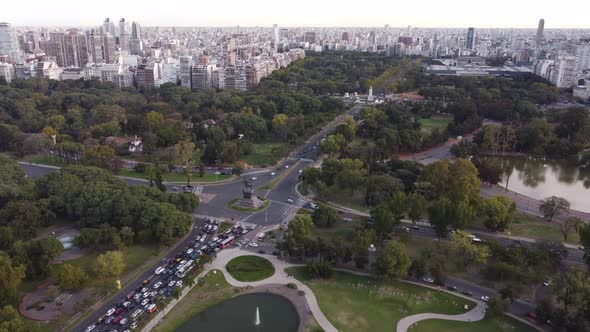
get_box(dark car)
[272,251,280,256]
[461,289,473,296]
[447,285,458,292]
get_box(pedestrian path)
[396,299,486,332]
[209,249,338,332]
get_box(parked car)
[461,289,473,296]
[106,308,116,316]
[481,295,490,302]
[286,198,294,203]
[447,285,458,292]
[422,277,434,283]
[85,324,96,332]
[249,242,259,247]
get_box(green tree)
[312,204,339,228]
[428,197,454,237]
[559,217,583,242]
[82,145,121,173]
[172,139,196,185]
[387,191,408,227]
[554,267,589,312]
[371,204,394,239]
[58,264,89,290]
[407,192,426,228]
[365,175,404,207]
[289,214,313,241]
[0,305,26,332]
[487,296,511,317]
[374,241,412,280]
[320,133,346,158]
[539,196,570,222]
[0,254,25,307]
[480,196,516,232]
[448,230,490,269]
[578,223,590,268]
[95,251,125,288]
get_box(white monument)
[367,86,374,102]
[255,306,261,326]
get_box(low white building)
[0,62,15,83]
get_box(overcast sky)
[4,0,590,28]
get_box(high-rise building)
[102,34,116,64]
[0,62,15,83]
[103,18,115,35]
[272,24,279,54]
[0,22,22,62]
[466,27,475,50]
[118,18,130,52]
[191,64,213,89]
[134,64,155,88]
[223,65,246,91]
[179,56,193,89]
[130,21,143,55]
[536,19,545,47]
[42,30,89,68]
[575,43,590,72]
[552,55,576,88]
[305,31,316,44]
[131,22,141,39]
[88,31,104,63]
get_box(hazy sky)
[4,0,590,28]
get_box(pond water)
[487,156,590,213]
[175,293,300,332]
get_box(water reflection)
[485,156,590,212]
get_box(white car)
[298,169,303,174]
[543,280,551,286]
[176,280,183,287]
[141,298,149,307]
[142,291,150,298]
[140,287,148,293]
[153,281,162,289]
[85,324,96,332]
[106,308,116,316]
[270,172,276,176]
[251,177,258,181]
[422,277,434,283]
[249,242,259,247]
[481,295,490,302]
[122,301,131,308]
[285,165,289,169]
[168,280,176,287]
[119,318,128,326]
[287,198,294,203]
[199,237,206,243]
[155,266,165,275]
[186,248,193,255]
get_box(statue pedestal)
[235,195,264,209]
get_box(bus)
[219,235,236,249]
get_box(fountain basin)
[175,293,300,332]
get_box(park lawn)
[218,222,233,233]
[311,221,356,242]
[410,315,536,332]
[226,256,275,282]
[241,142,286,167]
[287,267,474,332]
[418,116,452,133]
[119,169,231,183]
[50,243,160,285]
[323,187,369,213]
[151,270,239,332]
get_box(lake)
[487,156,590,213]
[175,293,300,332]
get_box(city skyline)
[3,0,590,29]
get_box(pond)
[175,293,300,332]
[487,156,590,213]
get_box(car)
[155,266,165,275]
[270,172,276,176]
[141,298,149,307]
[481,295,490,302]
[212,225,218,231]
[168,280,176,287]
[85,324,96,332]
[97,315,106,324]
[119,318,128,326]
[402,226,410,232]
[527,312,537,320]
[251,177,258,181]
[133,293,142,302]
[153,281,162,289]
[113,315,123,324]
[106,308,116,316]
[172,186,179,191]
[131,321,139,329]
[258,250,265,254]
[115,308,124,315]
[412,225,420,230]
[105,316,115,324]
[447,285,458,292]
[140,287,148,293]
[176,280,183,287]
[122,301,131,308]
[298,169,303,174]
[422,277,434,283]
[543,280,551,286]
[285,165,289,169]
[142,279,150,285]
[142,292,150,298]
[186,248,193,255]
[249,242,259,247]
[286,198,294,203]
[199,237,206,243]
[461,289,473,296]
[150,291,157,297]
[212,236,219,242]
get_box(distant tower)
[0,22,22,62]
[466,27,475,50]
[536,19,545,47]
[272,24,279,54]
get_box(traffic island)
[227,197,270,212]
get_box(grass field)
[226,256,275,282]
[218,222,233,233]
[50,243,160,286]
[287,267,474,332]
[323,187,369,213]
[410,316,535,332]
[151,270,238,332]
[119,169,231,183]
[241,143,285,167]
[418,116,452,133]
[311,221,356,242]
